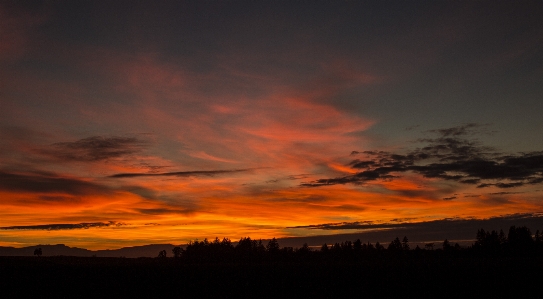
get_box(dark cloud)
[426,123,480,137]
[286,174,311,180]
[288,213,543,231]
[266,174,312,184]
[302,124,543,189]
[389,218,419,222]
[124,186,158,200]
[109,169,251,178]
[489,191,524,195]
[0,171,176,200]
[281,214,543,248]
[443,196,456,201]
[46,136,146,162]
[131,162,171,173]
[0,171,111,195]
[0,221,126,230]
[478,182,526,189]
[460,179,480,184]
[405,125,420,131]
[392,188,451,200]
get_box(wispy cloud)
[0,171,111,195]
[108,169,253,178]
[0,221,126,231]
[44,136,147,162]
[288,213,543,231]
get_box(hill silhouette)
[0,244,178,258]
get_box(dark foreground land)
[1,253,542,298]
[3,226,543,298]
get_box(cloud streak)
[0,221,126,231]
[0,171,111,195]
[302,124,543,190]
[288,213,543,232]
[45,136,147,162]
[108,168,254,178]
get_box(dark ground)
[1,255,542,298]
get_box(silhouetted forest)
[169,225,543,262]
[1,225,543,298]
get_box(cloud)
[287,213,543,231]
[0,171,111,195]
[489,191,524,195]
[0,221,126,231]
[45,136,146,162]
[426,123,480,137]
[281,213,543,246]
[302,124,543,189]
[108,169,253,178]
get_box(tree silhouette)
[388,237,403,251]
[266,238,280,253]
[475,228,486,247]
[136,225,543,265]
[498,229,507,245]
[507,225,534,253]
[341,241,353,251]
[402,236,410,251]
[353,239,362,251]
[34,247,42,257]
[297,243,311,255]
[220,237,232,248]
[442,239,451,251]
[475,228,502,252]
[172,246,183,258]
[236,237,255,252]
[320,243,329,253]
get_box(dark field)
[1,254,542,298]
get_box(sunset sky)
[1,1,543,250]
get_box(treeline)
[164,225,543,263]
[8,225,543,297]
[472,225,543,254]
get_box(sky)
[1,1,543,250]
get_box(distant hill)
[0,244,180,258]
[95,244,178,258]
[4,215,543,257]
